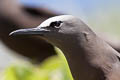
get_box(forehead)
[37,15,75,28]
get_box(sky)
[19,0,120,36]
[19,0,120,15]
[19,0,120,22]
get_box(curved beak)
[9,27,50,36]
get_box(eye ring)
[49,21,63,28]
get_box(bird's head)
[10,15,92,46]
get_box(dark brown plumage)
[1,0,120,65]
[10,15,120,80]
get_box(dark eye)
[49,21,63,28]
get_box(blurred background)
[0,0,120,80]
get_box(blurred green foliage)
[3,47,73,80]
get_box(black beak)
[9,27,50,36]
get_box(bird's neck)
[57,33,119,80]
[59,37,105,80]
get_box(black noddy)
[10,15,120,80]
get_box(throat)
[59,44,106,80]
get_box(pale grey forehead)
[37,15,76,28]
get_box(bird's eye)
[49,21,63,28]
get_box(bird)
[10,15,120,80]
